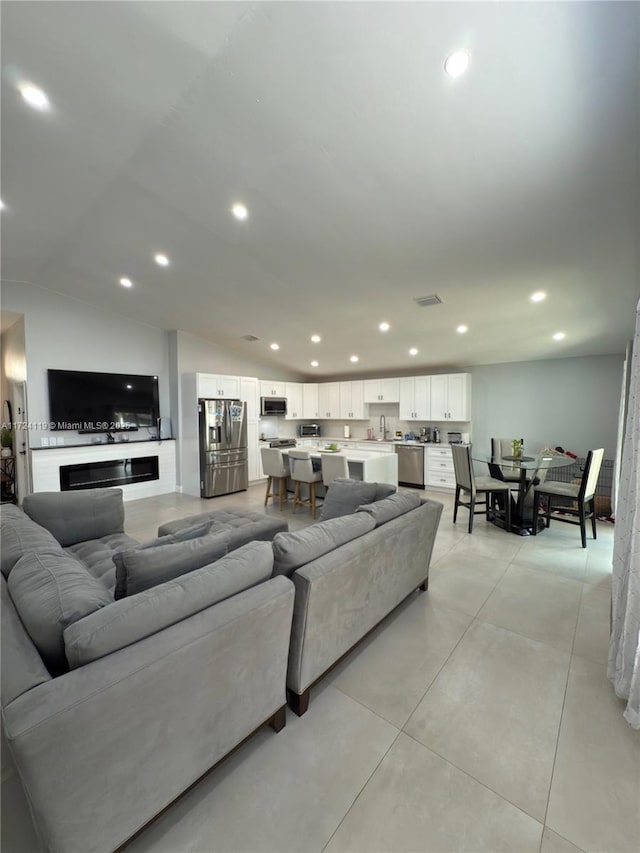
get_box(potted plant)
[1,427,13,457]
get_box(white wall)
[1,282,171,447]
[469,355,623,458]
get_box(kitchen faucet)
[379,414,388,439]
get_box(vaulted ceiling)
[2,1,638,377]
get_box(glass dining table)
[471,451,578,535]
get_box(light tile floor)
[3,485,639,853]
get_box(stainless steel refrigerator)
[198,398,248,498]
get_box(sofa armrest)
[3,576,294,853]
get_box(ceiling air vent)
[414,294,443,307]
[241,334,260,342]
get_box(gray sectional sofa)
[1,481,443,852]
[1,490,293,853]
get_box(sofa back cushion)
[1,511,63,579]
[7,551,112,674]
[319,479,373,521]
[114,527,231,598]
[23,489,125,547]
[356,491,422,526]
[272,513,376,578]
[64,541,274,668]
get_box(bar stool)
[320,453,349,491]
[260,447,290,510]
[288,449,322,519]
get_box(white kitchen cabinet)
[196,373,241,399]
[363,378,400,403]
[429,373,471,421]
[285,383,304,420]
[239,377,259,421]
[339,381,365,419]
[260,380,287,398]
[247,421,261,481]
[399,376,430,420]
[355,441,394,453]
[302,383,319,420]
[425,445,456,490]
[317,383,340,419]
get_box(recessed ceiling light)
[119,277,133,288]
[126,384,133,390]
[231,203,248,221]
[379,322,390,332]
[270,343,280,350]
[409,348,418,356]
[553,332,566,341]
[350,355,359,363]
[311,334,321,343]
[530,291,546,303]
[456,324,468,334]
[310,360,319,367]
[154,253,169,267]
[19,83,50,110]
[444,50,470,79]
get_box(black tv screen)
[48,370,160,433]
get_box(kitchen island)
[283,444,398,487]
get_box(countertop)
[32,437,176,451]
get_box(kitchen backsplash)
[259,403,470,442]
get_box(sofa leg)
[289,688,311,717]
[419,577,429,592]
[269,705,286,733]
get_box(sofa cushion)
[114,527,231,599]
[23,489,125,547]
[158,508,288,539]
[64,541,274,668]
[112,521,216,599]
[356,491,422,526]
[272,513,376,578]
[1,511,63,579]
[319,479,381,521]
[65,532,140,592]
[373,483,397,501]
[7,551,112,674]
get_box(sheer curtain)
[608,297,640,728]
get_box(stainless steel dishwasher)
[395,444,425,488]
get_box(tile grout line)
[319,728,404,853]
[401,728,546,830]
[537,566,584,853]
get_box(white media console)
[30,440,177,501]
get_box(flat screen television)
[48,369,160,433]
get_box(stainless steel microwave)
[260,397,287,416]
[298,424,321,437]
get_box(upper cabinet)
[339,380,365,419]
[285,383,304,420]
[399,376,430,420]
[317,382,341,419]
[260,380,287,398]
[430,373,471,420]
[302,384,319,420]
[197,373,241,399]
[363,378,400,403]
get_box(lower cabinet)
[425,446,456,491]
